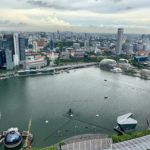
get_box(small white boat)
[45,120,49,124]
[117,113,138,131]
[67,109,74,117]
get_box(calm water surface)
[0,67,150,148]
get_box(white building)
[13,33,20,66]
[116,28,124,55]
[25,56,47,69]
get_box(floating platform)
[0,128,33,149]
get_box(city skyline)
[0,0,150,33]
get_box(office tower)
[0,50,6,67]
[19,36,26,61]
[49,33,55,50]
[3,34,14,52]
[24,38,29,48]
[13,33,20,66]
[56,30,61,41]
[5,49,14,70]
[3,33,26,66]
[116,28,124,55]
[2,35,14,68]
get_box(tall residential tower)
[116,28,124,55]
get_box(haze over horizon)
[0,0,150,33]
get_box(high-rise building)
[2,35,14,68]
[3,33,26,67]
[5,49,14,70]
[116,28,124,55]
[19,36,26,61]
[13,33,20,66]
[3,34,14,52]
[56,30,61,41]
[0,50,6,67]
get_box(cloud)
[26,0,62,9]
[0,19,27,27]
[0,0,150,33]
[25,0,150,13]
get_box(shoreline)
[1,64,150,81]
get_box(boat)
[111,67,122,73]
[3,128,23,148]
[117,113,138,131]
[67,108,74,117]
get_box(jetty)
[23,119,33,149]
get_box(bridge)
[17,63,98,76]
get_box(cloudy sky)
[0,0,150,33]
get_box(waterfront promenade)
[112,134,150,150]
[61,134,112,150]
[61,134,150,150]
[17,62,98,75]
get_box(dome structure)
[4,128,22,148]
[100,59,117,70]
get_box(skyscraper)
[13,33,20,66]
[116,28,124,55]
[3,33,26,67]
[19,36,26,61]
[0,50,6,67]
[2,35,14,68]
[5,49,14,70]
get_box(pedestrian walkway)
[62,134,112,150]
[61,134,150,150]
[112,135,150,150]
